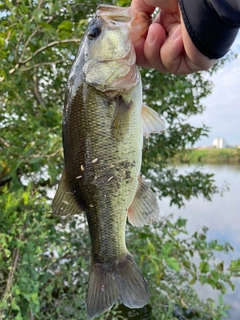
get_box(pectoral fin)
[111,95,133,139]
[142,104,166,138]
[52,170,83,216]
[128,176,160,227]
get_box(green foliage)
[0,1,239,319]
[126,218,234,319]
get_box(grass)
[174,148,240,164]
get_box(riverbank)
[174,148,240,164]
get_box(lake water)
[160,164,240,319]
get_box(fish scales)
[52,4,166,319]
[64,83,142,262]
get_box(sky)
[189,33,240,147]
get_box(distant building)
[212,138,226,149]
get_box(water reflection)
[160,164,240,320]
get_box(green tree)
[1,1,239,319]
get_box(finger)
[143,22,168,72]
[131,0,156,15]
[160,24,184,73]
[160,10,216,73]
[134,37,152,68]
[145,0,178,13]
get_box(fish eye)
[87,27,101,40]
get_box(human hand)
[131,0,216,74]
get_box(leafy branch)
[19,39,80,65]
[11,39,80,74]
[21,59,65,72]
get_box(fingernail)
[147,31,156,45]
[169,25,181,41]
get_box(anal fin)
[52,170,83,216]
[128,176,160,227]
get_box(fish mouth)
[96,5,133,23]
[96,5,149,43]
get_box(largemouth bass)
[52,4,165,318]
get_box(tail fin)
[86,254,149,318]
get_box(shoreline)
[173,148,240,164]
